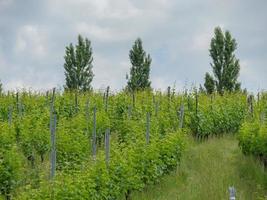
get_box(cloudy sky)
[0,0,266,92]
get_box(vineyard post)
[179,104,184,129]
[195,91,199,136]
[187,95,191,111]
[75,91,78,113]
[167,86,171,99]
[50,88,56,133]
[132,91,135,108]
[260,112,265,124]
[105,128,110,167]
[50,113,57,179]
[8,106,12,125]
[146,112,150,144]
[167,86,171,109]
[128,105,132,119]
[152,94,155,105]
[86,99,90,137]
[250,96,254,116]
[195,92,198,116]
[18,100,22,118]
[92,106,97,159]
[155,101,159,117]
[16,92,23,118]
[16,92,19,112]
[210,95,213,111]
[103,92,106,104]
[105,86,110,112]
[248,95,253,117]
[46,91,49,103]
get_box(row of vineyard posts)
[5,86,188,181]
[9,89,247,173]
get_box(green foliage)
[19,131,185,200]
[209,27,241,95]
[127,38,152,91]
[204,72,215,94]
[0,80,3,95]
[0,89,252,199]
[238,92,267,164]
[64,35,94,91]
[188,93,246,138]
[0,148,23,199]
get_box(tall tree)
[0,80,3,94]
[209,27,241,95]
[126,38,152,91]
[64,35,94,91]
[204,73,215,94]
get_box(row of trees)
[63,26,242,94]
[64,36,151,92]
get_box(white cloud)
[0,0,13,9]
[191,32,211,52]
[91,53,129,90]
[15,25,47,57]
[76,22,135,42]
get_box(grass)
[132,135,267,200]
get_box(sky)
[0,0,266,92]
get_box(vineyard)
[1,89,266,199]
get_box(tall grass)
[132,135,267,200]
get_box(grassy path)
[132,135,267,200]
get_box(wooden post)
[146,112,150,144]
[50,114,57,179]
[167,86,171,109]
[105,128,110,167]
[46,91,49,101]
[105,86,110,112]
[260,112,265,124]
[75,91,78,113]
[187,95,191,111]
[127,105,132,119]
[8,106,12,125]
[18,100,22,118]
[195,92,198,116]
[132,92,135,108]
[210,95,213,111]
[50,88,56,133]
[16,92,19,112]
[167,86,171,99]
[86,99,90,136]
[92,106,97,158]
[155,101,159,117]
[247,95,254,117]
[179,104,184,129]
[195,92,199,136]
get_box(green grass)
[132,135,267,200]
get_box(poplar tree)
[126,38,152,91]
[204,73,215,94]
[0,80,3,94]
[64,35,94,91]
[209,27,241,95]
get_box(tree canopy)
[64,35,94,91]
[207,27,241,95]
[126,38,152,91]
